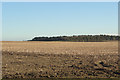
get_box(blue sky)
[2,2,118,41]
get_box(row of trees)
[29,35,119,42]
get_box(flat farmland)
[2,41,118,55]
[2,41,120,78]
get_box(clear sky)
[2,2,118,41]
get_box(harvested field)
[2,41,120,78]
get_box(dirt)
[2,41,120,78]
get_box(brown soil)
[2,41,120,78]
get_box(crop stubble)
[2,41,120,78]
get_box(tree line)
[29,35,119,42]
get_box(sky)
[2,2,118,41]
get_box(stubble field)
[1,41,120,78]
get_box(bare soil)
[2,41,120,78]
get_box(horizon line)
[1,34,119,41]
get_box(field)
[1,41,120,78]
